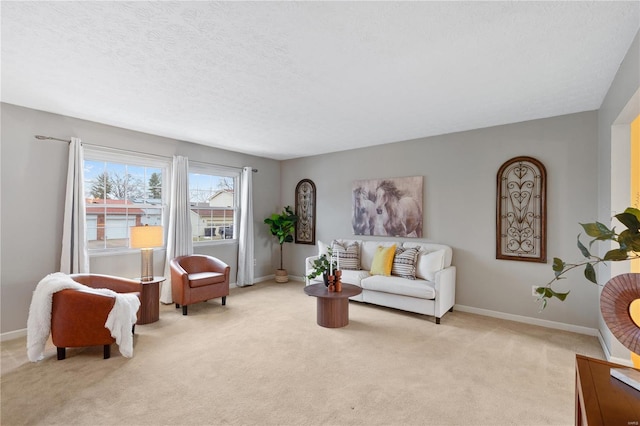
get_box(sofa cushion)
[361,275,436,299]
[391,246,420,280]
[339,269,370,287]
[188,272,226,288]
[415,249,445,281]
[331,240,360,270]
[370,244,396,276]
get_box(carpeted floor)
[1,280,604,425]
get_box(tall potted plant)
[264,206,298,283]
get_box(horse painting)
[374,180,423,237]
[352,187,377,235]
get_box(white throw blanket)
[27,272,140,362]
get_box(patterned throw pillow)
[391,246,420,280]
[370,244,397,276]
[331,241,360,270]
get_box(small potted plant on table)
[306,248,337,286]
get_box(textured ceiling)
[2,2,639,160]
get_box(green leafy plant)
[306,249,337,282]
[264,206,299,270]
[538,207,640,309]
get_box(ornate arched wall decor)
[496,156,547,262]
[295,179,316,245]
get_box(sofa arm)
[70,274,141,294]
[433,266,456,318]
[51,289,116,347]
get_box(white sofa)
[305,239,456,324]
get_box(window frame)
[83,146,170,255]
[188,162,241,246]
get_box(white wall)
[0,103,280,335]
[283,111,600,328]
[597,29,640,362]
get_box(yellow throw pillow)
[370,244,397,276]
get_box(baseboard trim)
[1,328,27,342]
[454,304,599,336]
[597,329,634,367]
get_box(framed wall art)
[352,176,423,238]
[496,156,547,262]
[295,179,316,244]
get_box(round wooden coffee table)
[304,283,362,328]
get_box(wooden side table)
[135,276,165,325]
[304,283,362,328]
[575,354,640,425]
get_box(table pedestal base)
[316,298,350,328]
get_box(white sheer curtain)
[60,137,89,274]
[161,155,193,303]
[236,166,254,287]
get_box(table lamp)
[130,225,163,282]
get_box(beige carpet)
[1,280,603,426]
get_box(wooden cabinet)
[575,354,640,425]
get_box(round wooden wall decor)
[600,273,640,355]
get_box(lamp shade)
[130,225,163,249]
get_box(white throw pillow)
[318,240,330,257]
[415,249,445,281]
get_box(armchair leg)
[435,317,441,325]
[182,305,188,315]
[175,303,180,309]
[57,347,66,360]
[222,296,226,306]
[103,344,111,359]
[449,307,454,312]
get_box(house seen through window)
[189,166,239,243]
[83,148,169,251]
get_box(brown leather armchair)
[51,274,140,360]
[169,255,230,315]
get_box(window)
[83,147,169,251]
[189,164,239,244]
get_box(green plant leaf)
[603,248,629,261]
[624,207,640,222]
[552,257,564,272]
[576,235,590,258]
[552,257,565,277]
[615,212,640,233]
[617,230,640,252]
[580,222,614,238]
[540,298,548,310]
[584,263,597,284]
[548,288,570,301]
[539,287,570,301]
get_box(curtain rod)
[35,135,258,172]
[35,135,71,143]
